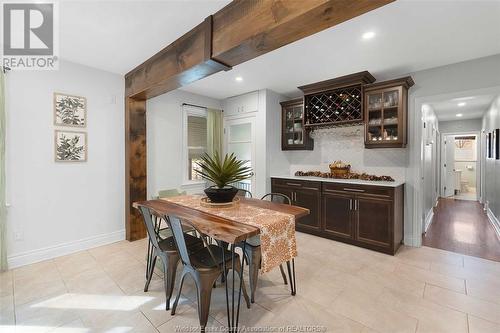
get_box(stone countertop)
[271,175,404,188]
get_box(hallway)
[423,198,500,262]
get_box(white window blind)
[183,105,207,181]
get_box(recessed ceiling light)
[457,102,466,107]
[456,113,463,117]
[362,31,376,40]
[235,76,243,82]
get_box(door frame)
[439,131,481,200]
[223,114,257,194]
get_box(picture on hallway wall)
[487,132,492,158]
[54,93,87,127]
[495,129,500,160]
[54,130,87,162]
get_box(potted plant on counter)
[196,151,253,203]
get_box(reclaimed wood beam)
[125,97,147,240]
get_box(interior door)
[443,135,455,197]
[224,116,256,194]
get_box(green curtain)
[0,70,6,271]
[207,108,223,158]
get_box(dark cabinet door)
[294,188,321,231]
[272,185,294,204]
[355,196,392,249]
[322,192,354,239]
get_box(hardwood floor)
[423,198,500,262]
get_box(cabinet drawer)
[272,178,321,191]
[322,182,393,198]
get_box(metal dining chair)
[137,205,204,310]
[236,188,252,198]
[145,189,194,281]
[167,215,250,332]
[235,193,292,303]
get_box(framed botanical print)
[54,130,87,162]
[54,93,87,127]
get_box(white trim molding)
[7,229,125,269]
[487,208,500,239]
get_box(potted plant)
[195,151,253,203]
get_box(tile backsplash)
[287,125,408,181]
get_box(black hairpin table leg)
[221,240,246,333]
[286,258,296,296]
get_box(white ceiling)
[430,94,495,122]
[57,0,500,98]
[180,0,500,99]
[59,0,230,75]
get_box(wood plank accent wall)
[124,0,395,240]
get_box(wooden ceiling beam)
[125,0,394,99]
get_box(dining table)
[133,194,309,332]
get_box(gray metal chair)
[167,215,250,332]
[236,193,292,303]
[138,206,204,310]
[236,188,252,198]
[145,189,193,280]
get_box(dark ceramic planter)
[204,186,238,203]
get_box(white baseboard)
[7,229,125,269]
[487,208,500,239]
[403,236,421,247]
[424,209,435,233]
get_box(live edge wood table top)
[132,197,309,244]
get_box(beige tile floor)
[1,232,500,332]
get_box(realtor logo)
[2,1,58,70]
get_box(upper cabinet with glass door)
[364,76,414,148]
[281,98,313,150]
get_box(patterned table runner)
[162,195,297,273]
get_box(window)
[183,105,207,182]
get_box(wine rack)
[304,85,362,126]
[298,71,376,128]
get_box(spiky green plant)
[195,151,252,188]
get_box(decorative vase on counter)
[329,160,351,176]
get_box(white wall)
[147,89,222,199]
[421,105,439,231]
[6,60,125,268]
[264,90,289,193]
[439,118,483,133]
[482,95,500,230]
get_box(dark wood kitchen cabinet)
[280,98,313,150]
[271,177,404,255]
[364,76,414,148]
[322,192,353,239]
[271,178,321,231]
